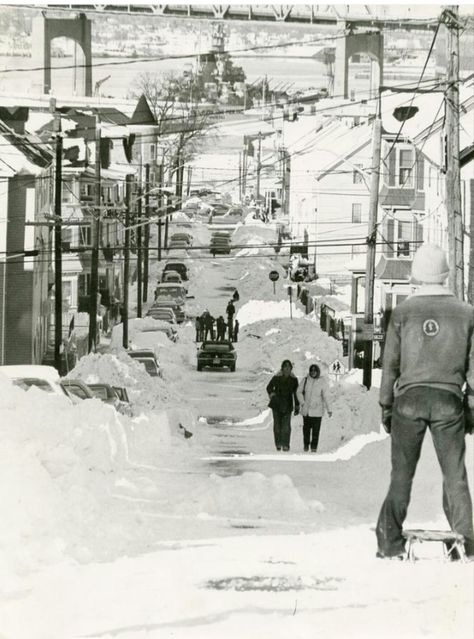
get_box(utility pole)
[279,146,286,215]
[157,161,163,262]
[256,132,262,200]
[238,151,242,201]
[142,163,150,303]
[362,113,382,390]
[123,175,133,349]
[242,146,247,199]
[445,6,464,300]
[53,112,63,374]
[88,116,101,353]
[136,182,142,318]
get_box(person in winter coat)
[232,289,240,303]
[216,316,226,341]
[296,364,332,452]
[195,315,202,342]
[266,359,299,451]
[232,319,239,342]
[376,244,474,561]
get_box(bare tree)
[131,72,215,199]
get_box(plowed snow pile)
[69,351,180,410]
[0,372,194,569]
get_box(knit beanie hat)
[411,244,449,284]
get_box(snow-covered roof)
[289,119,372,178]
[0,120,53,176]
[382,81,474,141]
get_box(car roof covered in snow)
[0,364,60,383]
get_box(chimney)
[0,107,29,134]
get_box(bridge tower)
[31,13,92,96]
[334,27,384,99]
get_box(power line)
[382,19,441,164]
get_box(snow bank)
[237,299,304,326]
[69,351,180,410]
[183,472,323,518]
[0,372,173,570]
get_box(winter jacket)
[297,376,331,417]
[380,285,474,407]
[266,371,299,414]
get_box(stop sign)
[269,270,280,282]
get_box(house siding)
[4,174,52,365]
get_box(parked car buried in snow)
[197,341,237,372]
[127,349,161,377]
[161,270,183,284]
[146,306,178,324]
[0,365,73,399]
[87,383,132,415]
[162,260,189,281]
[60,378,95,400]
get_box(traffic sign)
[329,359,346,375]
[269,270,280,295]
[373,333,384,341]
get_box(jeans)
[303,416,322,450]
[272,410,292,450]
[376,387,474,557]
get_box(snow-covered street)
[1,219,473,639]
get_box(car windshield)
[13,378,54,392]
[136,358,158,375]
[68,386,89,399]
[156,287,184,297]
[89,387,109,400]
[202,344,232,353]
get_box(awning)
[375,255,412,281]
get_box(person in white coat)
[297,364,332,452]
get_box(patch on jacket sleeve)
[423,319,439,337]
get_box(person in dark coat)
[216,316,226,341]
[232,289,240,303]
[226,300,235,340]
[266,359,299,452]
[232,319,239,342]
[208,314,216,340]
[195,316,202,342]
[201,311,211,341]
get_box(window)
[150,144,156,161]
[396,220,411,256]
[398,149,414,187]
[79,225,92,246]
[352,203,362,223]
[352,164,363,184]
[79,273,91,296]
[385,216,422,258]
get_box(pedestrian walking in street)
[195,315,202,342]
[232,289,240,303]
[266,359,299,452]
[297,364,332,452]
[232,319,240,342]
[376,244,474,561]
